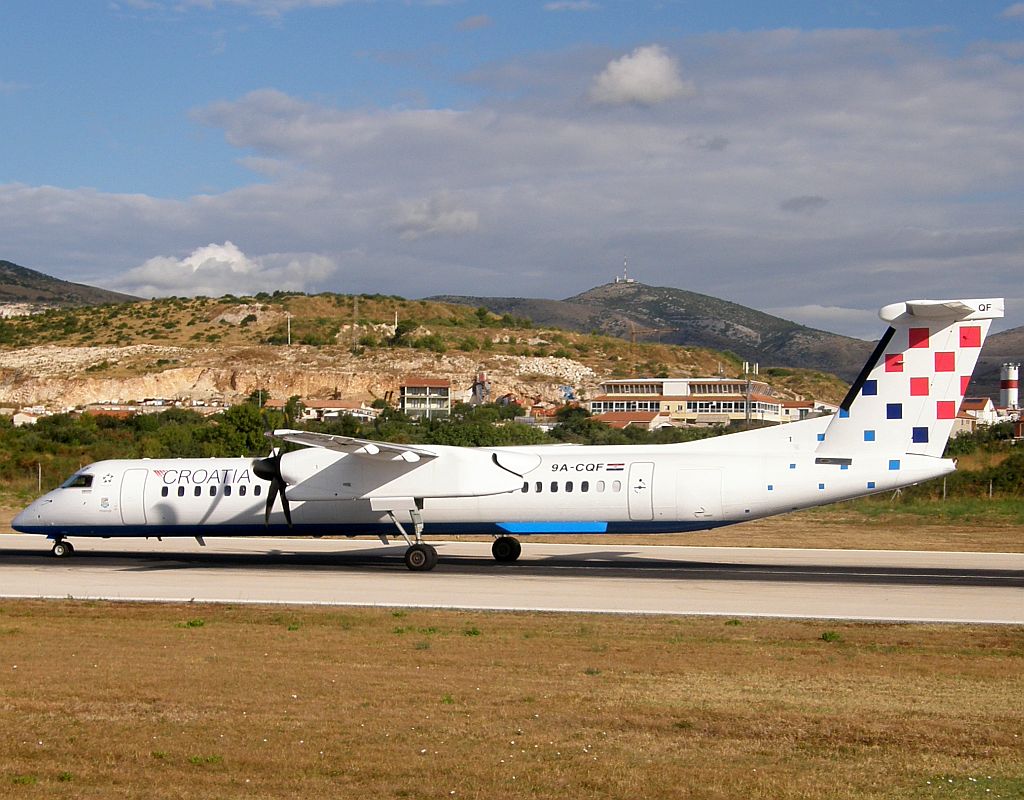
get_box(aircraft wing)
[267,429,438,463]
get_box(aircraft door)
[627,462,654,520]
[120,469,148,526]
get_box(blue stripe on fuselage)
[12,520,726,538]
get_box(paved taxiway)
[1,534,1021,623]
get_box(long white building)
[588,377,783,425]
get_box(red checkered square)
[960,375,971,395]
[910,377,929,396]
[959,326,981,348]
[935,351,955,372]
[885,353,904,373]
[909,327,930,349]
[936,400,956,419]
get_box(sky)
[3,1,1024,339]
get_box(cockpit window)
[61,473,94,489]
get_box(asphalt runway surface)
[1,534,1022,623]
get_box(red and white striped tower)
[1001,363,1020,409]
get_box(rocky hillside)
[433,281,874,381]
[0,260,137,308]
[0,292,849,409]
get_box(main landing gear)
[491,536,522,563]
[50,539,75,558]
[386,507,438,572]
[404,542,438,571]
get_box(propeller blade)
[253,453,292,527]
[279,482,292,526]
[264,479,278,525]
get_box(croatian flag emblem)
[606,463,625,471]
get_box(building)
[264,398,380,423]
[591,411,677,431]
[588,377,783,426]
[399,377,451,420]
[1001,363,1020,410]
[959,397,999,425]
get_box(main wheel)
[491,536,522,563]
[51,541,73,558]
[404,543,438,572]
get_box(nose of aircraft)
[11,497,51,531]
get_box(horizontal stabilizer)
[880,298,1003,323]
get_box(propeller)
[253,450,292,527]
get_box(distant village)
[4,363,1022,440]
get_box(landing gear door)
[120,469,148,526]
[627,462,654,521]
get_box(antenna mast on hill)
[615,257,636,285]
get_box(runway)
[1,534,1022,623]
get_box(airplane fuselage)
[14,425,952,540]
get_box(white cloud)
[457,14,493,31]
[1001,3,1024,19]
[110,241,336,297]
[588,44,695,105]
[393,192,479,240]
[544,1,598,10]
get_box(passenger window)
[194,486,201,497]
[224,485,232,496]
[177,486,185,497]
[612,480,622,492]
[566,481,573,492]
[535,482,542,493]
[210,486,217,496]
[254,485,262,497]
[597,481,606,492]
[582,481,589,492]
[161,486,168,497]
[239,485,247,496]
[550,481,558,493]
[522,482,529,493]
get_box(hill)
[0,260,137,307]
[971,324,1024,400]
[433,281,874,380]
[0,292,850,409]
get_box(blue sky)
[3,1,1024,336]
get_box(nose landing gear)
[50,539,75,558]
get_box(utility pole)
[286,313,292,346]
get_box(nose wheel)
[51,540,75,558]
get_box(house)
[399,377,451,420]
[591,411,677,431]
[959,397,999,425]
[264,398,380,423]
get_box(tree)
[284,395,304,427]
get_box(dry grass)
[0,601,1021,799]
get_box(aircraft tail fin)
[816,298,1003,459]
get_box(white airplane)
[13,297,1003,571]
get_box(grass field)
[0,601,1021,799]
